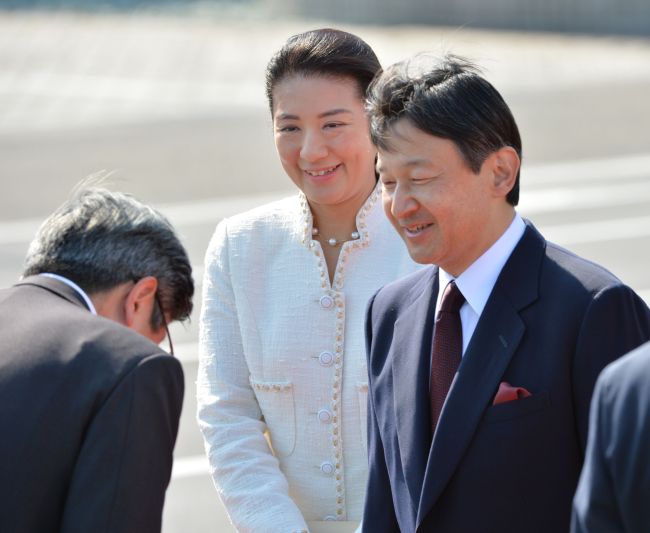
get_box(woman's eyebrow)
[276,108,353,121]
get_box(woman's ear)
[490,146,520,199]
[124,276,159,333]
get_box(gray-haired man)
[0,186,194,533]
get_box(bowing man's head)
[23,182,194,347]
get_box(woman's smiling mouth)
[304,164,341,178]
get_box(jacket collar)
[391,265,439,506]
[15,274,92,311]
[298,181,382,248]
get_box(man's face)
[377,119,499,276]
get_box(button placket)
[328,292,346,520]
[299,187,385,521]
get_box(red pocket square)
[492,381,532,405]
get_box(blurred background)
[1,1,649,531]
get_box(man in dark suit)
[360,56,650,532]
[572,340,650,533]
[0,186,194,533]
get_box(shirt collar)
[438,213,526,316]
[39,273,97,315]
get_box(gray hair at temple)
[366,54,522,206]
[23,186,194,328]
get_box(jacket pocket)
[357,381,369,455]
[483,390,550,424]
[249,377,296,457]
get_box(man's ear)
[124,276,158,331]
[490,146,520,198]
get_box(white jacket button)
[320,461,335,475]
[319,351,334,366]
[320,295,334,309]
[317,409,332,423]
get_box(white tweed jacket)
[197,185,419,532]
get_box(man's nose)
[390,185,418,219]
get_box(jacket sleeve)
[571,369,623,533]
[572,344,650,533]
[361,292,400,533]
[571,284,650,452]
[60,353,184,533]
[196,220,308,533]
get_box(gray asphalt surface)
[1,10,649,533]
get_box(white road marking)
[0,191,290,246]
[522,153,650,186]
[172,454,210,479]
[541,215,650,246]
[159,191,291,228]
[518,181,650,215]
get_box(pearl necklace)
[312,227,360,247]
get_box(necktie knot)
[439,281,465,314]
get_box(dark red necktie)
[430,280,465,433]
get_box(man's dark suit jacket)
[362,223,650,533]
[0,275,184,533]
[572,340,650,533]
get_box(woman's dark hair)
[265,28,381,111]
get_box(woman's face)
[272,75,376,210]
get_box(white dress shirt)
[39,273,97,315]
[437,213,526,355]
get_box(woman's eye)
[277,125,298,133]
[324,122,344,130]
[381,181,396,190]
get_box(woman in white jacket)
[197,28,418,532]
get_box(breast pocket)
[249,377,296,457]
[483,390,550,424]
[357,381,369,455]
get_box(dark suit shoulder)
[544,240,623,293]
[79,313,168,363]
[75,314,182,394]
[0,281,178,400]
[372,265,435,311]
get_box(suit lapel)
[392,267,439,508]
[416,222,545,526]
